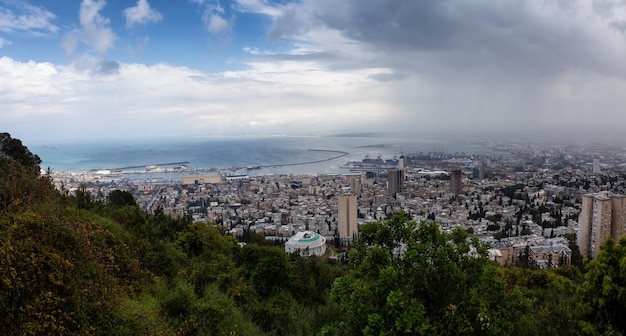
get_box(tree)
[564,233,584,271]
[236,244,291,299]
[579,236,626,334]
[324,214,532,335]
[75,183,92,209]
[0,133,56,212]
[0,133,41,172]
[0,204,146,335]
[107,190,136,207]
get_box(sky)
[2,0,626,143]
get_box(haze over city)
[2,0,626,143]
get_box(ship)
[341,154,399,172]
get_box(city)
[5,0,626,333]
[50,139,626,268]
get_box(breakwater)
[229,149,349,170]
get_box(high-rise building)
[388,169,403,197]
[593,159,601,174]
[578,192,626,259]
[398,155,405,170]
[472,164,485,180]
[350,175,361,194]
[338,194,358,239]
[450,170,462,195]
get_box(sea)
[31,135,494,178]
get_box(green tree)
[502,266,584,335]
[0,132,41,171]
[324,214,532,335]
[0,133,56,212]
[0,204,146,335]
[75,183,93,209]
[579,236,626,334]
[236,244,291,299]
[107,190,136,207]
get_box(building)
[285,231,327,257]
[578,191,626,259]
[472,165,485,180]
[338,194,358,239]
[388,169,404,197]
[181,174,221,185]
[350,175,362,194]
[529,244,572,269]
[593,159,601,174]
[450,170,462,195]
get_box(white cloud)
[123,0,162,28]
[194,0,233,34]
[0,2,58,35]
[61,32,79,55]
[78,0,116,54]
[203,12,230,34]
[0,36,10,47]
[243,46,260,55]
[6,0,626,142]
[125,36,150,58]
[0,55,393,140]
[233,0,282,17]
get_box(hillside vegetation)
[1,132,625,335]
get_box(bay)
[31,135,493,176]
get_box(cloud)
[123,0,162,28]
[6,0,626,142]
[0,36,10,47]
[269,8,300,40]
[368,72,409,83]
[0,1,58,36]
[203,12,230,34]
[125,36,150,58]
[74,0,116,54]
[237,0,626,81]
[194,0,233,34]
[315,0,626,78]
[219,0,626,138]
[91,59,120,75]
[0,55,394,140]
[243,46,260,55]
[233,0,282,17]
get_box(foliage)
[502,266,584,335]
[325,214,533,335]
[158,279,263,336]
[0,132,42,171]
[580,236,626,334]
[0,153,56,213]
[107,190,137,207]
[0,203,146,335]
[4,133,626,335]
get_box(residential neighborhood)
[50,140,626,268]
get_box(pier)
[87,149,348,174]
[233,149,348,170]
[91,161,191,171]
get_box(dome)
[285,231,327,257]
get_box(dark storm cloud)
[368,72,409,82]
[269,8,300,40]
[282,0,626,79]
[259,0,626,140]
